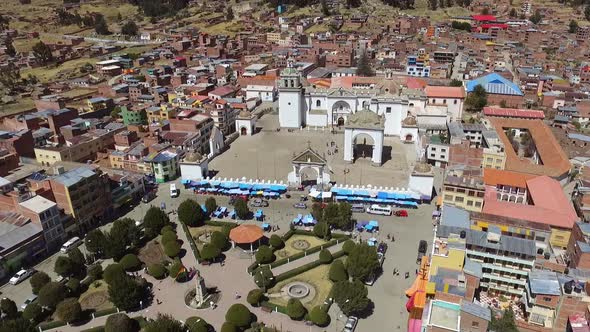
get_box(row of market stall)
[331,186,420,208]
[183,179,288,198]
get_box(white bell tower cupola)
[278,59,305,128]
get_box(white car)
[343,316,358,332]
[20,295,37,310]
[9,269,34,285]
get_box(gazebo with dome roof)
[235,110,257,136]
[179,149,209,182]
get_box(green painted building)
[121,106,147,126]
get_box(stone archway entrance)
[337,117,345,126]
[353,133,375,160]
[240,127,248,135]
[343,111,385,166]
[287,146,331,185]
[332,100,352,125]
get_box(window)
[386,107,391,113]
[467,200,473,206]
[441,148,446,152]
[475,202,482,207]
[471,321,479,328]
[316,100,321,107]
[456,188,466,193]
[455,196,464,202]
[443,99,447,104]
[430,153,435,157]
[444,195,453,201]
[454,100,458,104]
[432,99,436,103]
[543,296,552,301]
[468,190,475,196]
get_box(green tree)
[322,203,340,228]
[269,234,284,249]
[253,266,274,290]
[22,303,43,323]
[30,271,51,295]
[168,258,183,278]
[332,280,370,316]
[144,206,170,238]
[178,199,205,227]
[88,264,103,280]
[313,222,331,239]
[121,21,138,36]
[205,197,217,217]
[356,52,374,77]
[321,0,330,15]
[255,245,274,264]
[119,254,142,271]
[56,298,82,323]
[337,202,353,230]
[163,240,182,258]
[569,19,579,33]
[0,298,17,319]
[211,231,229,250]
[103,263,126,285]
[0,15,10,31]
[329,260,348,282]
[309,305,330,326]
[342,240,356,254]
[185,316,208,332]
[509,8,517,18]
[200,243,221,261]
[32,41,53,65]
[38,282,67,308]
[111,218,141,248]
[85,229,107,256]
[226,6,234,20]
[233,198,250,219]
[220,322,237,332]
[225,304,253,329]
[530,9,542,24]
[66,278,81,296]
[449,79,463,87]
[145,314,184,332]
[311,202,323,222]
[319,249,333,264]
[109,275,147,311]
[465,84,488,112]
[0,63,21,92]
[347,242,379,282]
[95,14,110,35]
[247,289,265,306]
[105,313,138,332]
[161,230,178,245]
[586,6,590,21]
[148,263,166,279]
[105,233,127,261]
[0,317,36,332]
[286,298,306,320]
[489,307,518,332]
[54,256,75,277]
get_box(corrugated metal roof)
[466,229,536,256]
[463,258,483,278]
[461,301,491,321]
[466,73,523,96]
[528,270,561,296]
[440,206,470,228]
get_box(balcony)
[466,250,535,267]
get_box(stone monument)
[193,270,209,306]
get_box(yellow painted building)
[147,104,177,124]
[482,148,506,170]
[429,246,465,276]
[549,228,571,249]
[442,175,485,212]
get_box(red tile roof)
[425,86,466,99]
[483,169,537,188]
[488,118,570,178]
[482,176,578,229]
[472,15,497,21]
[483,107,545,119]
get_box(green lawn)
[189,225,223,250]
[79,280,113,311]
[21,57,97,83]
[275,234,328,260]
[267,263,334,311]
[0,99,35,117]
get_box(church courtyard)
[209,114,419,188]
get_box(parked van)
[351,204,365,213]
[366,204,392,216]
[170,184,179,198]
[60,237,82,253]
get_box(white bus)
[366,204,392,216]
[60,237,82,253]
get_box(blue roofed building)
[466,73,524,108]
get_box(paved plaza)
[209,114,418,188]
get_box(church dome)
[346,110,384,129]
[414,162,432,174]
[402,115,417,126]
[238,110,252,118]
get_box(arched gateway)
[287,146,331,185]
[343,110,384,166]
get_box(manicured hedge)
[38,320,66,331]
[180,222,201,261]
[274,250,347,282]
[260,301,288,315]
[94,307,118,318]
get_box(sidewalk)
[271,242,344,275]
